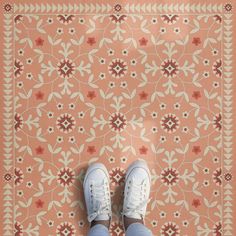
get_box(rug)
[0,1,235,235]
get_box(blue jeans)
[87,223,152,236]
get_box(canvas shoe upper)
[83,163,112,223]
[122,160,151,220]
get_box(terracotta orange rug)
[1,1,235,235]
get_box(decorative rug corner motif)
[1,1,235,235]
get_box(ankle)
[91,219,110,229]
[124,215,143,231]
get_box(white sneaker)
[122,160,151,220]
[83,163,112,223]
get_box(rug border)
[0,2,235,235]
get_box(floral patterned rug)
[0,1,235,235]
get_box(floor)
[1,1,235,236]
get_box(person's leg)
[87,224,110,236]
[126,222,152,236]
[122,160,152,235]
[83,163,112,236]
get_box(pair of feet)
[83,160,151,231]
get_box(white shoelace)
[88,181,111,222]
[122,179,149,218]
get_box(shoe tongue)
[95,214,110,221]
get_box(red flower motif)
[213,15,222,23]
[213,113,222,131]
[35,37,44,46]
[192,199,201,208]
[15,222,23,236]
[87,146,96,154]
[87,91,96,100]
[56,222,75,235]
[139,146,148,155]
[213,222,222,236]
[192,37,201,46]
[15,113,23,131]
[161,113,180,133]
[14,59,24,78]
[192,91,201,100]
[161,222,180,235]
[213,59,222,78]
[139,91,148,100]
[56,113,75,133]
[15,15,23,24]
[87,37,96,46]
[109,112,127,132]
[35,146,44,155]
[110,14,127,23]
[15,168,24,186]
[139,37,148,46]
[110,222,123,235]
[57,58,75,79]
[213,168,222,186]
[35,91,44,100]
[161,59,179,78]
[192,146,201,155]
[161,14,179,24]
[109,167,125,185]
[161,168,179,186]
[57,15,75,24]
[57,167,75,186]
[109,59,127,78]
[35,199,44,208]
